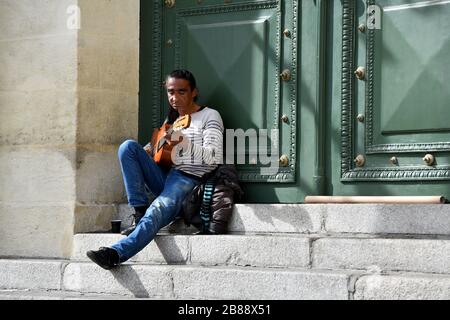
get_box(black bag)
[182,165,243,234]
[182,183,204,231]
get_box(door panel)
[162,0,297,183]
[140,1,450,200]
[176,11,277,130]
[140,0,326,203]
[369,0,450,148]
[378,1,450,134]
[339,0,450,183]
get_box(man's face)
[166,77,197,110]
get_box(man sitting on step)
[86,69,224,269]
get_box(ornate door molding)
[340,0,450,181]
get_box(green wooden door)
[164,0,291,187]
[140,0,450,201]
[327,0,450,197]
[140,0,326,203]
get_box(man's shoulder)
[197,107,223,122]
[202,107,221,116]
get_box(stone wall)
[0,0,140,258]
[74,0,139,233]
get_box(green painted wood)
[139,0,163,142]
[163,0,296,184]
[377,0,450,134]
[313,0,328,195]
[365,0,450,159]
[176,9,277,131]
[326,0,450,198]
[139,0,326,202]
[140,0,450,201]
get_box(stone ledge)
[354,274,450,300]
[0,289,140,300]
[3,258,450,300]
[75,232,450,274]
[62,263,350,300]
[73,233,310,268]
[0,259,64,290]
[63,263,174,299]
[171,267,350,300]
[115,203,450,236]
[189,235,310,268]
[0,258,351,300]
[117,203,323,234]
[312,238,450,274]
[73,233,190,265]
[323,204,450,235]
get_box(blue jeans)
[111,140,199,262]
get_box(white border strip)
[384,0,450,12]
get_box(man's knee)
[118,139,139,158]
[140,208,163,228]
[148,196,178,225]
[152,195,177,211]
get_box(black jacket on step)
[182,165,243,234]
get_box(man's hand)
[143,142,153,156]
[165,131,184,147]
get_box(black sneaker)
[86,247,120,270]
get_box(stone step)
[117,203,324,235]
[2,258,450,300]
[72,234,311,269]
[354,274,450,300]
[0,259,63,291]
[0,258,350,300]
[74,233,450,274]
[0,289,142,300]
[64,263,351,300]
[115,204,450,236]
[312,238,450,274]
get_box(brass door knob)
[354,67,365,80]
[280,69,291,81]
[279,155,289,167]
[354,154,365,167]
[423,154,435,166]
[357,114,365,122]
[283,29,291,37]
[165,0,175,8]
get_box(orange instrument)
[148,114,191,168]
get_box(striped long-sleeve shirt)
[171,107,224,178]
